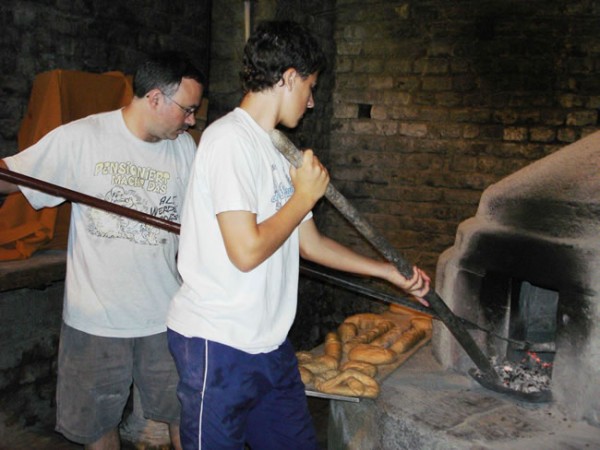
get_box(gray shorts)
[55,322,180,444]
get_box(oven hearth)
[435,130,600,426]
[329,345,600,449]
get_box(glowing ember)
[488,353,553,394]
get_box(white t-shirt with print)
[168,107,311,354]
[5,109,195,337]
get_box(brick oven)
[319,129,599,449]
[435,130,600,425]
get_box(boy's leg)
[169,329,275,449]
[245,339,319,450]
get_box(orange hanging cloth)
[0,69,133,260]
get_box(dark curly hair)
[133,51,207,98]
[241,20,327,93]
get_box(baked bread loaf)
[324,331,342,365]
[313,369,340,384]
[411,317,433,331]
[390,325,427,354]
[314,369,380,398]
[340,360,378,377]
[343,313,385,330]
[299,366,314,385]
[349,319,395,344]
[296,351,313,364]
[370,325,405,348]
[348,343,397,365]
[337,322,358,343]
[299,311,430,398]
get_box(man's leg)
[56,323,133,447]
[85,428,120,450]
[134,332,182,449]
[169,423,182,450]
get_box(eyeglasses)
[161,91,198,118]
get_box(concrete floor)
[1,397,331,450]
[328,345,600,450]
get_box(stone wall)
[0,266,64,433]
[3,0,600,359]
[325,0,600,278]
[209,0,600,281]
[0,0,212,157]
[4,0,600,279]
[210,0,600,350]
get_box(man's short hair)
[241,20,326,93]
[133,51,207,98]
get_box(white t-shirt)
[168,108,311,353]
[5,109,195,337]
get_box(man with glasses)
[161,91,198,117]
[0,51,205,450]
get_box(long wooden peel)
[269,129,499,382]
[0,167,180,235]
[2,162,499,381]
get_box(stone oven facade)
[435,131,600,425]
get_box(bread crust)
[390,326,427,354]
[324,331,342,364]
[348,343,397,365]
[340,360,378,377]
[299,366,314,384]
[315,368,380,398]
[337,322,358,343]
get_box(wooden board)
[302,306,432,401]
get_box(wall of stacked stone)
[325,0,600,278]
[210,0,600,286]
[208,0,600,350]
[3,0,600,352]
[0,0,212,157]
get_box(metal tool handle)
[270,129,499,381]
[273,132,414,277]
[0,167,181,234]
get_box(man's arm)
[216,149,329,272]
[298,218,431,305]
[0,160,19,194]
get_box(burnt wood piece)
[270,129,499,383]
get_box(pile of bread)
[296,309,431,398]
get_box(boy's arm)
[298,218,430,305]
[216,149,329,272]
[0,160,19,194]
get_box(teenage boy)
[167,21,430,450]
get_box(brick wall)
[0,0,211,157]
[4,0,600,349]
[211,0,600,283]
[209,0,600,349]
[326,0,600,279]
[4,0,600,279]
